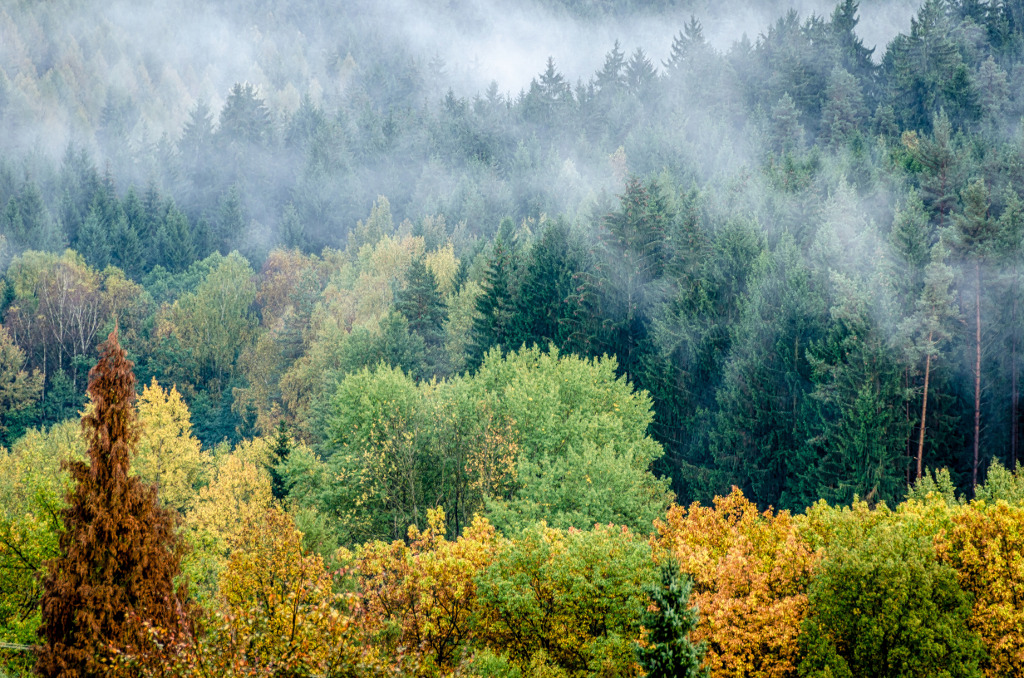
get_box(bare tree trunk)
[974,260,982,491]
[917,331,933,481]
[1013,260,1019,469]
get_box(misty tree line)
[4,0,1024,510]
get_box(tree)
[902,240,958,480]
[353,509,498,675]
[800,501,984,678]
[595,40,627,95]
[394,256,447,375]
[475,522,656,675]
[156,205,196,273]
[0,422,84,670]
[134,379,209,515]
[937,495,1024,678]
[636,560,708,678]
[468,232,522,370]
[183,444,275,600]
[950,178,998,490]
[0,324,42,447]
[36,330,192,677]
[654,489,817,678]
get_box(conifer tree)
[110,215,144,281]
[157,207,196,273]
[76,204,110,270]
[950,178,997,490]
[468,232,521,370]
[37,330,192,677]
[395,256,447,347]
[636,561,707,678]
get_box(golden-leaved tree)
[353,508,497,675]
[134,378,209,515]
[654,488,817,678]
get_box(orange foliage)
[653,488,817,678]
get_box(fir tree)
[37,330,193,677]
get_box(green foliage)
[799,503,985,678]
[636,560,707,678]
[475,522,656,676]
[0,421,83,668]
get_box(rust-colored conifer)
[36,329,192,677]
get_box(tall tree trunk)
[974,260,982,491]
[906,368,913,485]
[917,331,933,481]
[1013,260,1019,469]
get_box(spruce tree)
[37,330,192,677]
[395,257,447,347]
[468,233,522,370]
[950,178,998,490]
[636,561,707,678]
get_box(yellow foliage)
[423,242,458,298]
[654,488,817,678]
[216,508,372,673]
[937,500,1024,677]
[355,509,498,675]
[134,378,209,514]
[184,451,274,598]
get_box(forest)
[2,0,1024,675]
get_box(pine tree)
[908,240,957,480]
[37,330,192,677]
[915,110,961,230]
[770,93,805,155]
[518,220,583,348]
[636,561,707,678]
[625,48,658,98]
[664,16,707,74]
[269,420,293,501]
[595,41,627,95]
[110,215,144,280]
[215,185,246,253]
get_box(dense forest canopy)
[2,0,1024,503]
[3,0,1024,675]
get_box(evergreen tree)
[37,330,192,677]
[664,16,708,75]
[711,236,828,510]
[395,257,447,347]
[915,110,962,230]
[269,420,293,501]
[636,561,707,678]
[110,214,144,280]
[215,185,246,253]
[595,40,627,95]
[76,203,110,270]
[19,180,61,251]
[157,206,197,273]
[468,231,522,370]
[950,178,998,490]
[770,92,805,155]
[517,220,583,348]
[625,48,658,98]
